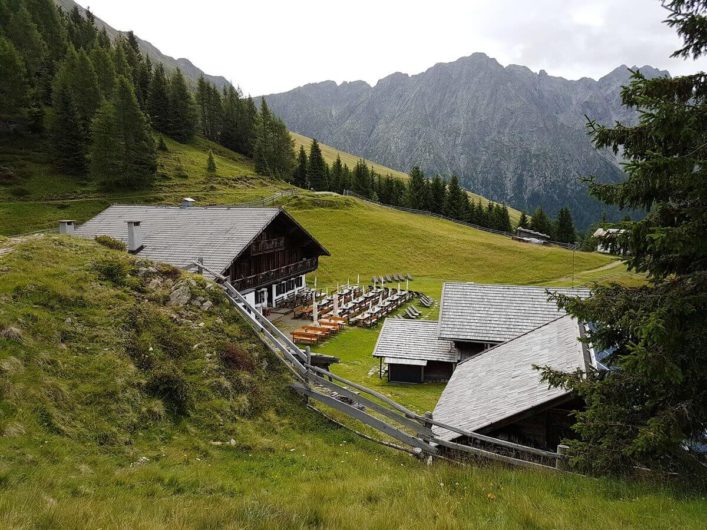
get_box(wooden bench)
[291,330,320,345]
[303,325,334,336]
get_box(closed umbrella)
[333,294,339,316]
[312,299,318,326]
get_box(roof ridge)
[456,314,575,367]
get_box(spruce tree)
[307,139,327,190]
[352,159,371,197]
[147,63,170,133]
[444,175,466,219]
[5,2,47,82]
[72,48,101,131]
[207,149,216,173]
[220,85,240,151]
[529,206,552,236]
[166,68,196,142]
[537,0,707,474]
[406,166,427,209]
[518,211,529,229]
[429,175,447,214]
[51,81,86,175]
[329,154,343,193]
[91,76,156,189]
[0,36,28,119]
[293,145,308,188]
[90,45,116,100]
[253,99,294,179]
[555,207,576,243]
[235,96,257,157]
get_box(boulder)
[168,284,191,307]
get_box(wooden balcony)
[250,237,286,255]
[233,257,317,292]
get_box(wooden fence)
[194,261,567,471]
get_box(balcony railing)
[250,237,286,256]
[233,257,317,292]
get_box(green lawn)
[0,235,702,530]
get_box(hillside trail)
[548,260,625,286]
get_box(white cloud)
[79,0,707,95]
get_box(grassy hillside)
[291,132,522,222]
[0,235,703,529]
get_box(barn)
[65,200,329,310]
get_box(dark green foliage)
[0,36,28,118]
[518,211,529,229]
[147,63,169,132]
[94,235,127,251]
[4,2,47,81]
[166,69,197,142]
[90,45,116,99]
[444,175,467,219]
[253,98,294,179]
[207,149,216,173]
[352,159,372,197]
[429,175,447,214]
[539,0,707,474]
[529,207,553,236]
[157,135,168,151]
[93,257,129,285]
[293,145,308,188]
[555,207,576,243]
[50,80,87,175]
[406,166,428,209]
[219,85,240,151]
[196,75,222,141]
[307,139,327,190]
[72,48,101,130]
[90,77,156,189]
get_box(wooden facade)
[225,211,327,295]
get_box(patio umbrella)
[398,282,401,293]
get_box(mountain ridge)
[262,53,668,228]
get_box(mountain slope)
[263,54,668,228]
[54,0,231,89]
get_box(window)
[256,290,266,304]
[287,279,295,291]
[276,282,287,296]
[295,276,303,288]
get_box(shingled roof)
[437,283,591,343]
[432,315,589,441]
[74,204,328,276]
[373,319,459,364]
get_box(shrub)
[220,343,256,373]
[93,258,129,285]
[146,364,190,416]
[9,186,30,197]
[156,263,181,279]
[157,136,168,151]
[95,235,127,251]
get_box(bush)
[220,343,256,372]
[146,364,190,416]
[95,235,127,251]
[9,186,30,197]
[157,136,168,152]
[93,258,129,285]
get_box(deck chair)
[385,274,393,282]
[410,306,421,317]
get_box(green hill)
[0,235,702,529]
[290,132,523,223]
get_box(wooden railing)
[232,258,317,291]
[250,237,286,256]
[193,260,568,471]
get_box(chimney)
[181,197,195,208]
[58,220,76,234]
[126,221,143,253]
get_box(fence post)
[556,444,569,471]
[196,257,204,275]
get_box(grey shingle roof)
[438,283,591,343]
[74,205,322,276]
[373,319,458,363]
[432,316,587,441]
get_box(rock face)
[262,54,668,228]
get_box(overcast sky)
[78,0,706,95]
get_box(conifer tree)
[5,2,47,83]
[147,63,170,133]
[206,149,216,173]
[51,80,86,175]
[529,206,552,236]
[91,76,156,189]
[518,211,529,229]
[253,99,294,179]
[406,166,427,209]
[329,154,343,193]
[235,96,257,157]
[352,159,371,197]
[293,145,308,188]
[555,207,576,243]
[444,175,466,219]
[166,68,196,142]
[90,45,116,100]
[220,85,240,151]
[307,139,327,190]
[72,48,101,130]
[0,36,28,119]
[157,135,168,151]
[429,175,447,214]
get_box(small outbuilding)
[373,320,459,383]
[433,315,591,450]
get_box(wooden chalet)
[71,201,329,310]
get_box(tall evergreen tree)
[219,85,241,152]
[90,45,115,100]
[235,96,257,157]
[555,207,576,243]
[253,98,293,179]
[352,159,371,197]
[147,63,169,132]
[406,166,427,209]
[329,154,343,193]
[518,211,529,229]
[5,2,47,83]
[51,81,86,175]
[0,36,28,119]
[429,175,447,214]
[166,68,196,142]
[90,76,156,189]
[206,149,216,173]
[444,175,466,219]
[72,48,101,130]
[529,206,553,236]
[538,0,707,474]
[307,139,327,190]
[293,145,308,189]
